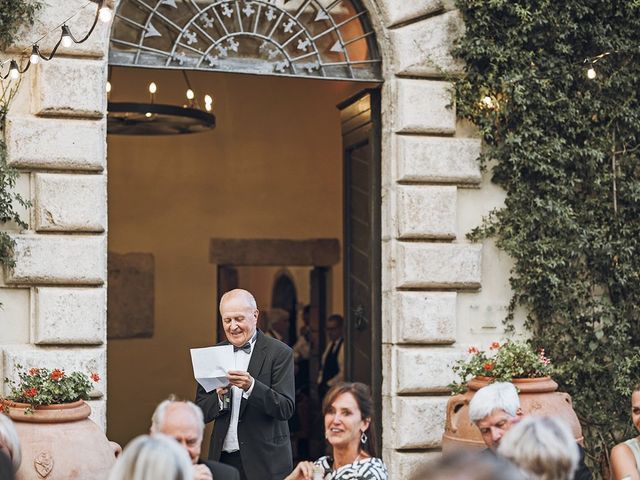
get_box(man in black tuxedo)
[150,397,240,480]
[196,289,295,480]
[468,382,592,480]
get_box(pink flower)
[490,341,501,350]
[90,373,100,383]
[28,368,40,376]
[50,369,65,381]
[483,363,495,371]
[468,346,479,354]
[24,387,38,398]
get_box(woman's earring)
[360,431,368,444]
[325,431,329,440]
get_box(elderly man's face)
[220,293,258,348]
[160,404,203,464]
[476,409,522,450]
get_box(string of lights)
[0,0,112,80]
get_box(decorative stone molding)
[396,135,482,185]
[383,395,448,449]
[391,291,457,344]
[33,287,106,345]
[393,79,456,134]
[378,0,445,28]
[34,173,107,232]
[210,238,340,266]
[392,346,466,393]
[5,235,106,285]
[397,185,457,239]
[5,116,106,171]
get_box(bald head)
[219,289,259,347]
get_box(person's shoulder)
[199,459,240,480]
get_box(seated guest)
[468,382,592,480]
[285,382,387,480]
[0,414,21,474]
[498,416,579,480]
[108,434,192,480]
[611,385,640,480]
[150,396,239,480]
[410,450,526,480]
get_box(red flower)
[91,373,100,383]
[483,362,495,371]
[490,342,501,350]
[24,387,38,398]
[50,369,65,381]
[468,346,479,354]
[28,368,40,376]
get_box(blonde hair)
[0,414,21,471]
[498,416,579,480]
[107,434,192,480]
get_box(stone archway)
[2,1,495,477]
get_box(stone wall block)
[11,0,112,57]
[2,345,106,399]
[390,11,464,77]
[5,235,106,285]
[395,346,466,393]
[5,116,105,171]
[379,0,445,27]
[394,80,456,134]
[397,135,482,184]
[394,291,457,344]
[34,173,107,232]
[396,242,482,288]
[384,449,440,479]
[392,396,448,449]
[33,287,106,345]
[32,58,106,117]
[397,185,457,239]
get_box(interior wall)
[106,66,366,446]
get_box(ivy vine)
[0,0,41,269]
[453,0,640,476]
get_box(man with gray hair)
[468,382,592,480]
[151,397,240,480]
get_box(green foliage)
[4,366,99,410]
[453,0,640,475]
[0,140,29,268]
[450,341,554,394]
[0,0,41,50]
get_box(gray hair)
[220,289,257,310]
[0,414,21,471]
[497,416,579,480]
[150,397,204,439]
[410,450,527,480]
[107,434,192,480]
[469,382,520,423]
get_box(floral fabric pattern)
[314,456,388,480]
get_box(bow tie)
[233,343,252,354]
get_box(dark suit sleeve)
[247,344,295,421]
[573,444,593,480]
[195,382,222,423]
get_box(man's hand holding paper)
[191,345,236,393]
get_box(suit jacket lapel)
[239,330,267,418]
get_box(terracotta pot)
[4,400,117,479]
[442,376,583,453]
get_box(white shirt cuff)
[243,377,255,399]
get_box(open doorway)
[105,67,378,453]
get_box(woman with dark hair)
[611,385,640,480]
[285,382,387,480]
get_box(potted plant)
[442,341,583,452]
[2,366,118,480]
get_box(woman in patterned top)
[285,382,388,480]
[611,385,640,480]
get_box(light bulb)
[149,82,157,94]
[205,103,212,112]
[106,81,111,93]
[9,61,19,80]
[30,45,40,64]
[481,96,494,108]
[204,94,213,105]
[98,6,113,23]
[61,26,72,48]
[586,67,596,79]
[145,112,152,118]
[186,89,194,100]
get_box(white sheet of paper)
[190,345,235,393]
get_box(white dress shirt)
[222,333,257,453]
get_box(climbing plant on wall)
[453,0,640,475]
[0,0,40,267]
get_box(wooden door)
[339,89,382,441]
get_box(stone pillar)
[1,0,111,430]
[375,1,485,476]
